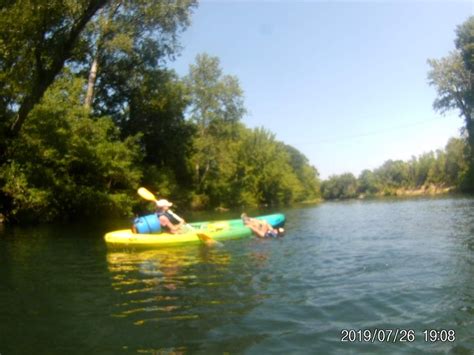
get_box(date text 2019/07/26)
[340,329,456,343]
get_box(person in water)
[156,199,185,234]
[241,213,284,238]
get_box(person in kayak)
[156,199,185,234]
[241,213,284,238]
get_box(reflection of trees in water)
[106,243,271,352]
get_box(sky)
[170,0,473,179]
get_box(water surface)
[1,197,473,354]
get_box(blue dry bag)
[133,214,161,234]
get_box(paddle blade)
[197,233,221,247]
[137,187,157,202]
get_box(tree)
[444,137,469,186]
[374,160,410,188]
[283,144,321,200]
[358,169,379,194]
[428,52,473,148]
[185,54,247,198]
[121,69,195,190]
[428,16,474,189]
[426,149,446,185]
[412,153,436,187]
[231,128,303,206]
[321,173,358,200]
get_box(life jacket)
[157,211,180,225]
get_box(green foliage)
[412,153,436,187]
[0,0,108,141]
[179,55,320,209]
[185,54,247,200]
[455,16,474,74]
[122,69,195,185]
[0,74,142,222]
[321,173,358,200]
[427,52,472,122]
[444,137,469,185]
[284,144,321,200]
[231,128,303,206]
[0,162,53,222]
[428,16,474,190]
[375,160,410,188]
[358,169,379,194]
[322,137,470,200]
[186,54,246,132]
[426,150,447,185]
[86,0,197,119]
[80,1,198,206]
[0,2,322,223]
[0,0,200,223]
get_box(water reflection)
[107,246,233,292]
[105,243,269,352]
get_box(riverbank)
[357,184,458,200]
[393,184,456,196]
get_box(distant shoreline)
[361,184,457,199]
[315,184,463,203]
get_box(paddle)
[137,187,186,224]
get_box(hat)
[156,199,173,208]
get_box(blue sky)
[170,1,472,179]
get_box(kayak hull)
[104,213,285,247]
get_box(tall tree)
[185,54,247,195]
[123,69,195,188]
[428,16,474,188]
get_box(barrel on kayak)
[133,213,161,234]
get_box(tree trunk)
[83,2,122,112]
[84,55,99,110]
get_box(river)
[1,196,473,354]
